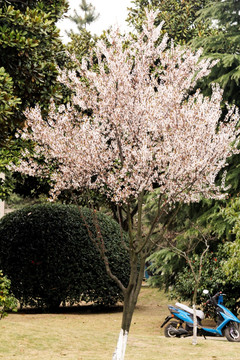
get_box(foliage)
[0,270,17,319]
[0,67,21,128]
[127,0,211,45]
[0,139,24,200]
[67,0,99,34]
[168,245,240,313]
[66,28,97,63]
[0,0,68,17]
[11,173,51,199]
[0,0,69,144]
[213,197,240,282]
[148,193,240,311]
[192,0,240,107]
[0,203,130,309]
[147,248,186,291]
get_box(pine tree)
[191,0,240,239]
[67,0,99,34]
[192,0,240,106]
[65,0,99,65]
[193,0,240,294]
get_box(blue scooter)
[161,290,240,342]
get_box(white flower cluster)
[14,10,240,204]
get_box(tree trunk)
[112,288,140,360]
[112,257,145,360]
[192,304,197,345]
[0,173,5,219]
[192,286,198,306]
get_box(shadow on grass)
[15,303,124,315]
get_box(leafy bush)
[167,246,240,313]
[217,197,240,281]
[0,203,130,308]
[147,248,186,291]
[0,270,17,318]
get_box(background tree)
[12,11,240,360]
[127,0,211,45]
[202,197,240,285]
[66,28,96,62]
[183,0,240,299]
[167,244,240,313]
[190,0,240,204]
[66,0,99,34]
[164,228,213,305]
[65,0,99,64]
[0,0,70,201]
[192,0,240,107]
[0,0,69,145]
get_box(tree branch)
[72,193,126,293]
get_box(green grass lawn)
[0,287,239,359]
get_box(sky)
[57,0,133,43]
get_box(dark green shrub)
[0,204,130,308]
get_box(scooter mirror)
[203,289,209,295]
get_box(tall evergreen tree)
[67,0,99,34]
[66,1,99,68]
[191,0,240,240]
[192,0,240,107]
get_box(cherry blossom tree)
[13,11,240,360]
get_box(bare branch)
[117,205,129,252]
[72,193,126,293]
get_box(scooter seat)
[175,302,205,320]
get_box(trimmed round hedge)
[0,203,130,308]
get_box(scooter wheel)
[223,323,240,342]
[164,321,180,338]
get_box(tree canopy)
[0,0,69,145]
[127,0,211,44]
[67,0,99,34]
[65,0,99,63]
[192,0,240,106]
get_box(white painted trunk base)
[192,304,197,345]
[112,329,128,360]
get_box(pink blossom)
[13,10,240,205]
